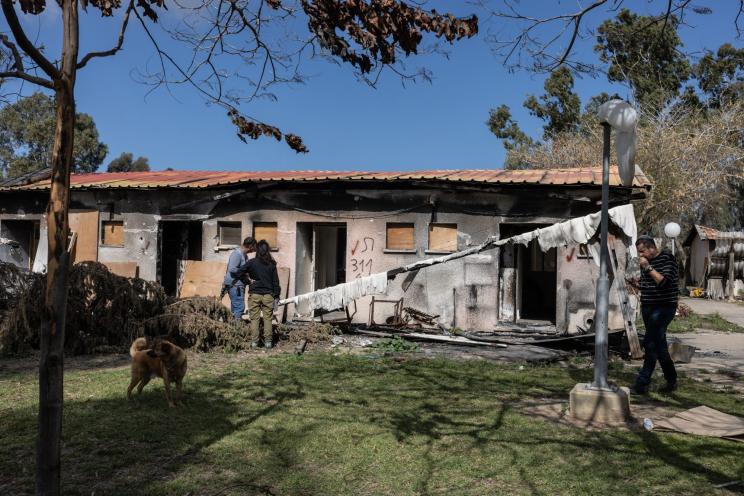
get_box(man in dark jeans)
[631,235,679,394]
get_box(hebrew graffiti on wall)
[350,236,375,278]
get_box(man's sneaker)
[264,342,274,350]
[658,381,677,394]
[250,341,261,349]
[629,385,648,395]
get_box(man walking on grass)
[631,235,679,394]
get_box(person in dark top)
[246,239,281,349]
[630,235,679,394]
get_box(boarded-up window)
[218,222,242,246]
[386,223,415,251]
[253,222,278,250]
[100,220,124,246]
[428,223,457,252]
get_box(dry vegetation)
[507,102,744,231]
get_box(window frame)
[384,222,416,253]
[252,221,279,251]
[99,220,125,247]
[426,223,458,254]
[217,221,243,248]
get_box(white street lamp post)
[664,222,681,255]
[592,100,638,390]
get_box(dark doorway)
[500,224,557,323]
[0,219,40,270]
[518,243,557,322]
[159,221,203,297]
[314,224,347,290]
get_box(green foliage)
[636,312,744,334]
[486,104,535,151]
[370,335,420,353]
[106,152,151,172]
[0,93,108,178]
[594,9,691,110]
[523,67,581,139]
[485,7,744,229]
[688,43,744,109]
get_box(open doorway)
[500,224,557,324]
[518,242,557,322]
[158,221,203,297]
[295,223,347,314]
[0,219,40,270]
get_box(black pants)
[635,304,678,388]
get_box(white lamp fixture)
[664,222,681,238]
[597,99,639,187]
[664,222,681,255]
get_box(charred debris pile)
[0,261,622,358]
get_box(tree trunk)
[36,0,78,494]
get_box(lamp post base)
[569,383,631,424]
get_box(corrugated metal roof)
[685,225,744,245]
[0,166,652,191]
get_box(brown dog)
[127,337,188,407]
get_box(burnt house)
[0,167,650,332]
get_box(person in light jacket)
[247,239,281,349]
[223,237,256,321]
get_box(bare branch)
[77,0,135,69]
[0,33,24,71]
[556,0,609,67]
[0,0,60,80]
[0,70,54,88]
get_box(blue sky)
[7,1,743,172]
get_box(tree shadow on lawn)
[2,355,743,496]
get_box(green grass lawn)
[1,352,743,496]
[636,312,744,334]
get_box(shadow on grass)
[1,354,743,496]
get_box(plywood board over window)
[69,210,99,262]
[218,221,242,247]
[428,223,457,252]
[253,222,278,250]
[100,220,124,247]
[386,223,415,251]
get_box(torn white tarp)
[510,204,637,265]
[280,271,388,312]
[32,228,48,273]
[598,99,639,187]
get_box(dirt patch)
[519,397,678,432]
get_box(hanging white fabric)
[533,204,637,264]
[277,204,638,308]
[597,99,639,187]
[280,271,388,312]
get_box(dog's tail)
[130,337,150,357]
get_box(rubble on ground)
[0,262,42,323]
[129,296,247,352]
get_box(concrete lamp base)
[569,383,631,424]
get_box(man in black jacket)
[631,235,679,394]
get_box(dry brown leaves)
[302,0,478,74]
[229,109,309,153]
[0,261,166,355]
